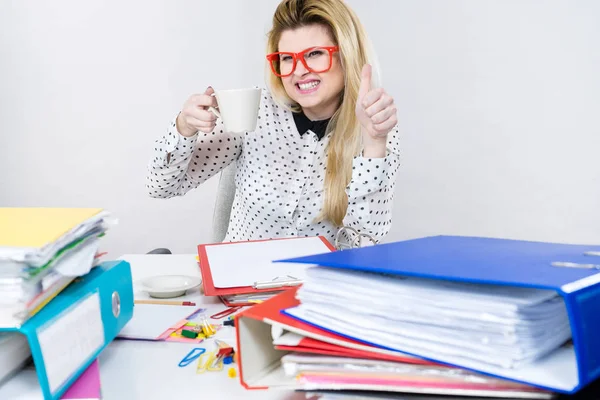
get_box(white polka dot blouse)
[146,89,401,244]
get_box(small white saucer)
[140,275,202,299]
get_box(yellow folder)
[0,208,104,248]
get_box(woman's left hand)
[355,64,397,156]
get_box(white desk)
[98,254,304,400]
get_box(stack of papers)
[0,208,114,328]
[282,353,554,399]
[291,267,572,371]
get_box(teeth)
[298,81,319,90]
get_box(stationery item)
[0,207,111,267]
[334,226,377,251]
[196,350,225,373]
[162,321,216,344]
[236,289,431,390]
[117,305,202,341]
[0,208,114,328]
[281,353,553,399]
[278,235,600,395]
[197,236,335,300]
[139,274,202,299]
[294,267,570,369]
[0,358,102,400]
[235,289,553,398]
[181,329,198,339]
[220,291,281,307]
[228,367,237,378]
[178,348,206,367]
[0,260,133,400]
[210,306,243,319]
[134,300,196,306]
[272,332,432,364]
[196,352,209,374]
[208,87,262,133]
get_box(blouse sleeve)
[342,125,401,242]
[145,114,242,198]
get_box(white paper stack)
[0,208,115,328]
[290,267,572,371]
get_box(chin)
[294,95,323,109]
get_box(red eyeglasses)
[266,46,339,77]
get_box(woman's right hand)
[176,86,218,137]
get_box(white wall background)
[1,0,598,257]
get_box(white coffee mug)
[209,88,262,133]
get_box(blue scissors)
[178,347,206,367]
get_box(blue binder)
[0,260,133,400]
[278,235,600,394]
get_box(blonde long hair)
[266,0,379,227]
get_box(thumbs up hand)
[355,64,397,153]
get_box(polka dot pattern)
[146,89,401,244]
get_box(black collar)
[292,111,330,141]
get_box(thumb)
[204,86,215,96]
[357,64,372,101]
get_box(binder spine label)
[37,291,105,395]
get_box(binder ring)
[551,261,600,270]
[111,291,121,318]
[335,226,377,250]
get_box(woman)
[146,0,400,245]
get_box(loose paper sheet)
[207,237,331,288]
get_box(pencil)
[134,300,196,306]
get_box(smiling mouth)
[296,80,320,93]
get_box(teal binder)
[0,260,133,400]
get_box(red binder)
[235,288,432,390]
[197,236,335,298]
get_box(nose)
[293,59,309,77]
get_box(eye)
[280,55,293,62]
[306,50,326,58]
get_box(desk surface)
[97,254,303,400]
[0,254,303,400]
[3,254,600,399]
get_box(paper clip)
[178,347,206,367]
[196,350,223,372]
[196,352,209,374]
[208,353,225,371]
[210,306,242,319]
[253,275,302,290]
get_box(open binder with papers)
[235,288,554,398]
[278,235,600,395]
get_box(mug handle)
[208,93,221,118]
[208,106,221,118]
